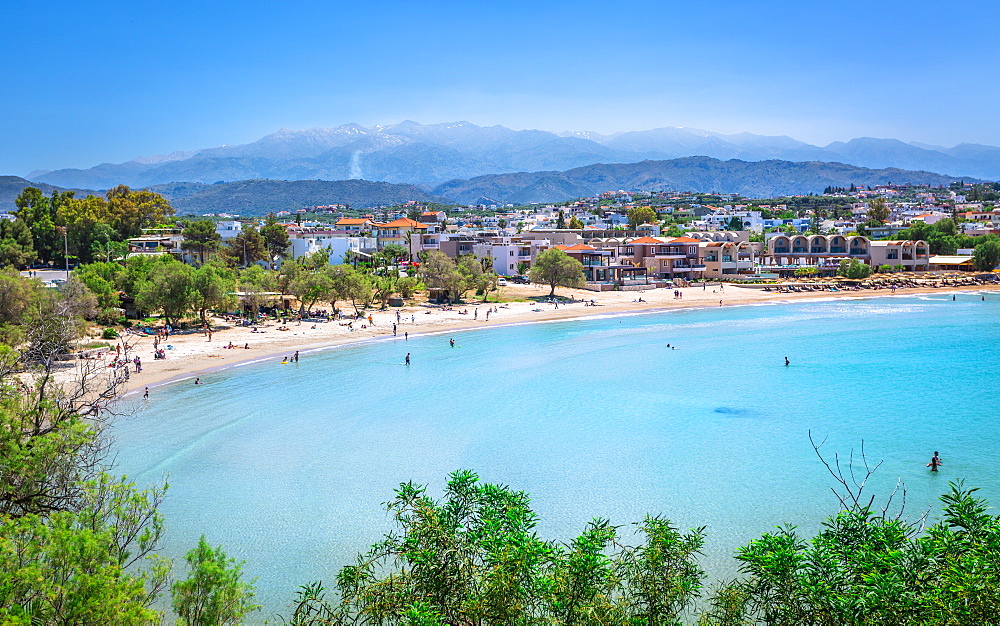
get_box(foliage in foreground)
[701,482,1000,625]
[283,468,1000,626]
[287,470,706,625]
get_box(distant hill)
[151,179,449,215]
[0,176,97,212]
[28,122,1000,190]
[431,157,982,204]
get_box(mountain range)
[25,122,1000,191]
[2,156,979,215]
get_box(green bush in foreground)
[288,470,706,625]
[286,473,1000,626]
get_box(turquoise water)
[111,294,1000,617]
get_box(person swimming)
[927,451,943,472]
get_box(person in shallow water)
[785,356,790,366]
[450,338,455,347]
[927,451,943,471]
[405,353,411,365]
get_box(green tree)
[192,263,236,325]
[105,185,174,239]
[568,216,584,229]
[0,219,36,267]
[702,480,1000,625]
[837,258,873,279]
[261,215,290,267]
[171,536,259,626]
[529,248,585,296]
[286,471,705,625]
[867,197,890,224]
[724,216,745,231]
[973,239,1000,271]
[137,260,195,325]
[379,243,409,263]
[13,187,72,263]
[223,224,268,268]
[628,206,658,229]
[182,220,222,266]
[418,251,464,301]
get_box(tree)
[867,197,890,224]
[456,254,485,301]
[628,206,657,229]
[171,536,259,626]
[191,264,236,325]
[182,220,222,266]
[136,260,195,325]
[286,471,705,625]
[105,185,174,239]
[0,219,36,267]
[724,216,745,231]
[379,243,409,263]
[837,258,872,279]
[418,251,464,300]
[556,209,566,229]
[223,224,268,268]
[702,437,1000,626]
[261,215,290,267]
[664,224,685,237]
[529,248,585,296]
[568,216,584,229]
[973,240,1000,271]
[13,187,72,263]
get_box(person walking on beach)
[405,353,411,365]
[927,451,943,472]
[294,351,299,363]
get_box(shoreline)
[114,282,1000,397]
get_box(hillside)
[152,179,449,215]
[431,157,981,204]
[29,122,1000,190]
[0,176,96,212]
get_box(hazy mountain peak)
[24,121,1000,190]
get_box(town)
[113,181,1000,287]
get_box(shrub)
[101,328,119,340]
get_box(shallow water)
[111,294,1000,617]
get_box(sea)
[109,293,1000,617]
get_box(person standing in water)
[405,353,411,365]
[927,451,943,472]
[785,357,790,366]
[449,338,455,347]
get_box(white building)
[287,229,376,264]
[215,221,243,240]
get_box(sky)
[2,0,999,175]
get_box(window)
[509,251,514,256]
[509,264,515,269]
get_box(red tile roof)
[376,218,429,229]
[628,236,663,244]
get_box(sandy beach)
[99,281,1000,397]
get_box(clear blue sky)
[2,0,998,175]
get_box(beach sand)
[105,281,999,396]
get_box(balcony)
[850,248,867,255]
[792,247,807,253]
[810,247,826,253]
[654,252,687,259]
[774,247,789,253]
[829,247,846,253]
